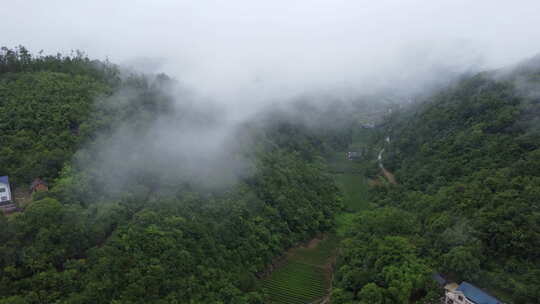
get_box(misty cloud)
[4,1,540,196]
[3,1,540,105]
[69,77,256,199]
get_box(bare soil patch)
[382,168,397,184]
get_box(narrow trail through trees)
[378,139,397,185]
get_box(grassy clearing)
[330,126,376,212]
[334,173,370,212]
[261,236,338,304]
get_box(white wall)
[0,182,12,203]
[446,291,475,304]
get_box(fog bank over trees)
[3,1,540,108]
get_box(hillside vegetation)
[332,60,540,303]
[0,47,348,303]
[2,46,540,304]
[0,47,119,185]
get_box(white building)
[0,176,12,203]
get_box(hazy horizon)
[4,1,540,191]
[4,1,540,104]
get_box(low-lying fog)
[4,0,540,192]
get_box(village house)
[0,176,17,213]
[444,281,502,304]
[347,148,367,161]
[0,176,12,203]
[347,151,362,160]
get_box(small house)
[30,178,48,193]
[347,149,365,160]
[0,176,17,214]
[347,151,360,160]
[0,176,12,203]
[445,282,502,304]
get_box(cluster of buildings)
[0,175,48,214]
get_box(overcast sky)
[3,0,540,102]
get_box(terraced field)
[261,237,338,304]
[260,127,375,303]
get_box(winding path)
[377,138,397,184]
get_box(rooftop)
[0,176,9,184]
[457,282,501,304]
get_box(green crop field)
[334,173,370,212]
[260,237,338,304]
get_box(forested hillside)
[332,59,540,303]
[2,46,540,304]
[0,47,119,185]
[0,48,347,303]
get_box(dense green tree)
[0,47,344,303]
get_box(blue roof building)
[445,281,502,304]
[456,282,501,304]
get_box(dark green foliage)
[0,46,119,83]
[380,71,540,303]
[0,135,340,302]
[0,46,118,185]
[0,48,342,303]
[333,65,540,303]
[332,208,432,304]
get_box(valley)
[1,47,540,304]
